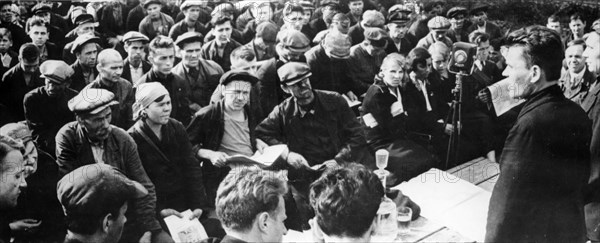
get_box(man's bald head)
[97,49,124,83]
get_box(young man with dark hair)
[69,34,100,91]
[26,18,60,63]
[135,35,192,125]
[546,14,562,35]
[566,13,586,46]
[168,0,209,42]
[485,26,591,242]
[309,164,384,242]
[121,31,151,84]
[346,0,364,26]
[0,43,42,121]
[201,15,242,72]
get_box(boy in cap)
[255,62,372,226]
[348,10,385,45]
[122,31,151,84]
[305,31,357,100]
[139,0,175,40]
[85,49,135,129]
[245,21,278,61]
[188,70,264,204]
[58,164,148,243]
[446,6,471,43]
[168,0,209,43]
[348,27,388,95]
[172,32,224,111]
[416,16,453,49]
[55,88,172,243]
[136,35,193,125]
[466,4,502,46]
[69,34,100,91]
[0,43,43,121]
[386,9,414,55]
[23,60,76,155]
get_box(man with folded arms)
[55,88,172,243]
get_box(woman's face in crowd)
[145,95,172,125]
[431,53,447,73]
[381,61,406,87]
[0,150,26,208]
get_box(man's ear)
[102,213,114,233]
[257,212,270,233]
[530,65,542,84]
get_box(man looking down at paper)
[188,70,267,205]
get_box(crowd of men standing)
[0,0,600,242]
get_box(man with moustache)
[581,35,600,243]
[23,61,76,155]
[55,88,173,243]
[85,49,134,129]
[485,26,591,242]
[121,31,151,84]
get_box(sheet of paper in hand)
[487,78,525,116]
[226,144,289,168]
[164,209,208,243]
[343,94,362,107]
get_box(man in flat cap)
[0,43,43,122]
[58,164,148,243]
[169,0,209,43]
[55,88,173,243]
[69,34,100,91]
[122,31,151,84]
[136,35,192,125]
[305,31,358,101]
[31,2,67,48]
[257,29,311,116]
[139,0,174,40]
[348,10,385,45]
[416,16,453,49]
[26,18,61,63]
[23,60,77,155]
[386,9,414,55]
[348,27,388,96]
[446,6,471,43]
[467,4,502,46]
[85,49,134,129]
[188,70,264,205]
[255,62,372,226]
[172,32,223,112]
[245,21,278,61]
[62,14,103,65]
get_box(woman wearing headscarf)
[127,82,224,238]
[360,53,438,185]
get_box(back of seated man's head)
[19,43,39,74]
[230,46,257,71]
[216,168,288,242]
[309,164,384,241]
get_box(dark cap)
[321,0,340,9]
[387,10,411,24]
[40,60,74,84]
[447,7,468,19]
[277,62,312,86]
[70,34,101,54]
[123,31,150,44]
[470,4,489,15]
[256,22,279,43]
[57,164,148,218]
[74,14,99,27]
[278,29,311,53]
[143,0,163,9]
[180,0,204,11]
[219,70,259,86]
[68,88,119,115]
[32,3,51,15]
[174,32,204,49]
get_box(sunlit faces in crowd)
[149,46,175,75]
[27,21,49,47]
[388,22,408,40]
[472,10,487,26]
[432,29,448,42]
[475,39,491,62]
[283,78,313,106]
[144,94,172,125]
[213,17,233,45]
[380,54,407,87]
[546,16,562,34]
[34,10,51,23]
[565,43,586,73]
[503,46,536,99]
[97,50,124,83]
[223,80,252,111]
[569,15,586,38]
[322,4,339,21]
[450,13,466,29]
[45,78,68,98]
[331,14,351,34]
[180,41,202,68]
[0,4,15,23]
[428,42,450,73]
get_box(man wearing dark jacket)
[69,34,100,91]
[485,26,591,242]
[122,31,151,84]
[0,43,42,121]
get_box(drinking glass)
[397,206,412,235]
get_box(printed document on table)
[164,209,208,243]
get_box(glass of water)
[397,206,412,235]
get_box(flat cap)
[321,0,340,9]
[57,164,148,218]
[362,10,386,28]
[278,29,311,53]
[387,10,411,24]
[0,122,32,144]
[40,60,74,84]
[427,16,451,30]
[143,0,162,9]
[211,3,235,16]
[219,70,259,86]
[32,3,51,15]
[364,27,389,41]
[278,62,312,86]
[68,88,119,114]
[323,31,352,59]
[174,32,204,48]
[470,4,489,15]
[74,14,99,27]
[123,31,149,44]
[447,6,468,19]
[71,34,100,54]
[256,22,279,43]
[180,0,204,11]
[300,1,315,10]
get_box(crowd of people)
[0,0,600,242]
